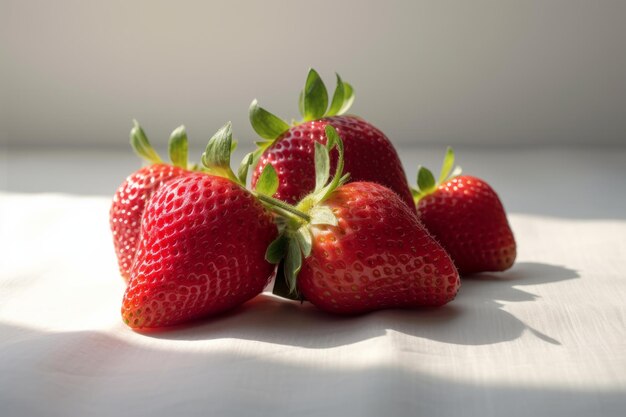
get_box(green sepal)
[326,73,345,116]
[284,238,302,295]
[436,146,462,183]
[130,120,162,164]
[271,261,302,301]
[413,146,463,204]
[309,206,338,226]
[417,166,436,193]
[325,128,336,151]
[168,125,188,169]
[325,124,343,153]
[326,74,355,117]
[301,68,328,121]
[338,82,355,115]
[249,99,290,141]
[237,152,254,186]
[303,125,347,206]
[255,164,279,196]
[298,90,305,118]
[314,141,330,191]
[201,122,238,181]
[438,146,455,184]
[252,139,272,163]
[295,226,312,257]
[314,176,348,207]
[265,233,288,264]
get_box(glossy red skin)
[298,182,460,314]
[416,175,516,275]
[252,116,416,213]
[110,164,189,281]
[122,173,278,329]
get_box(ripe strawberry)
[110,122,192,281]
[266,126,460,314]
[122,123,278,329]
[298,182,459,313]
[412,148,516,275]
[248,69,415,212]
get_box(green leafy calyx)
[263,125,349,299]
[300,68,355,120]
[412,146,462,203]
[250,69,356,158]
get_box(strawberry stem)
[254,193,311,223]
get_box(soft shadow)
[1,322,621,417]
[447,262,580,345]
[145,262,579,348]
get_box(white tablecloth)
[1,191,625,416]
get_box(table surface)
[1,146,625,416]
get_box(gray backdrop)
[2,0,626,149]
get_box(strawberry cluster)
[110,70,516,329]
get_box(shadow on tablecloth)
[140,262,579,347]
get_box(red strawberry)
[249,69,415,212]
[110,122,191,281]
[266,126,460,314]
[298,182,459,313]
[122,123,278,329]
[412,148,516,275]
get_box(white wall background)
[2,0,626,149]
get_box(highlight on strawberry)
[248,68,416,212]
[264,126,461,314]
[110,121,195,281]
[121,122,281,329]
[412,148,517,275]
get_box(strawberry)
[412,148,516,275]
[248,69,415,212]
[122,123,278,329]
[265,126,460,314]
[110,122,192,281]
